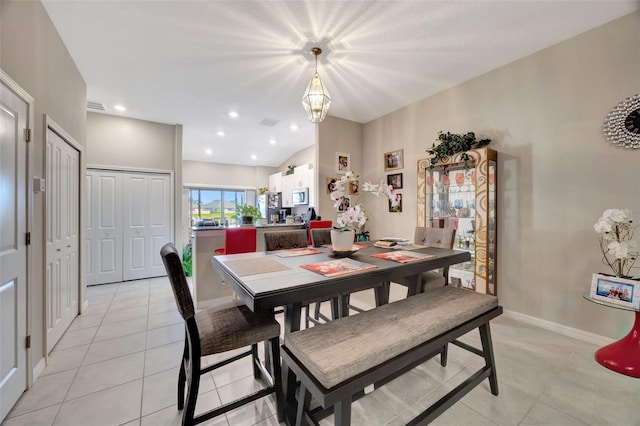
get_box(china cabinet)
[417,147,497,295]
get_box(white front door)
[0,72,29,421]
[86,170,123,285]
[45,127,80,353]
[123,172,171,281]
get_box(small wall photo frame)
[326,177,338,194]
[336,152,350,174]
[349,180,359,195]
[590,273,640,309]
[338,196,351,212]
[384,149,403,171]
[387,173,402,189]
[389,193,402,213]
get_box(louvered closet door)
[122,172,171,281]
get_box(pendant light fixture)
[301,47,331,123]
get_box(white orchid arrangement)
[330,171,401,231]
[594,208,639,278]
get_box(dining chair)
[398,226,457,293]
[310,228,332,247]
[214,227,257,255]
[307,220,333,246]
[264,229,308,251]
[160,243,283,425]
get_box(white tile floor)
[4,276,640,426]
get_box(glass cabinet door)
[418,147,497,295]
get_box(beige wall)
[1,0,87,373]
[87,112,177,170]
[317,116,363,222]
[183,160,262,188]
[362,11,640,338]
[86,112,184,254]
[278,145,316,174]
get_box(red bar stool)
[214,227,257,255]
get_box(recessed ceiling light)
[290,124,298,131]
[228,111,239,118]
[251,155,257,160]
[205,149,213,155]
[217,131,225,137]
[269,139,277,145]
[114,105,126,112]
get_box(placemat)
[224,258,291,276]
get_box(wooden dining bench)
[280,286,502,425]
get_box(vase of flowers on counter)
[329,171,400,251]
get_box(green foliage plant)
[182,242,192,277]
[427,131,491,169]
[232,204,262,221]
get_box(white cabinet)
[269,172,282,193]
[281,174,294,207]
[293,164,309,188]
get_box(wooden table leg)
[374,281,390,306]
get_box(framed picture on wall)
[349,180,359,195]
[389,193,402,213]
[336,152,350,174]
[338,196,351,212]
[326,177,338,194]
[387,173,402,189]
[384,149,404,171]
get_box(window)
[189,188,247,227]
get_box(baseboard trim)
[33,357,46,383]
[503,309,614,346]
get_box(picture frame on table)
[387,173,403,189]
[336,152,350,174]
[384,149,404,171]
[389,193,402,213]
[590,273,640,309]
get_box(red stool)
[214,227,257,255]
[307,220,333,246]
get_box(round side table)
[583,293,640,378]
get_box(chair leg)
[177,339,188,410]
[182,343,201,426]
[440,344,448,367]
[251,343,260,379]
[305,304,311,329]
[295,384,311,426]
[270,337,285,423]
[479,322,499,396]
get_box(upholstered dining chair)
[160,243,283,425]
[310,228,332,247]
[307,220,333,246]
[214,227,257,255]
[396,227,457,294]
[264,229,308,251]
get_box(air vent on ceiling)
[259,118,279,127]
[86,101,105,111]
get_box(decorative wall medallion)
[603,93,640,149]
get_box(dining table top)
[210,244,471,313]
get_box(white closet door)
[45,128,80,353]
[122,172,171,281]
[87,170,123,285]
[0,74,29,422]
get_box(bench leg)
[251,344,260,379]
[334,397,352,426]
[295,384,312,426]
[479,322,499,395]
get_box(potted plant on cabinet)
[233,204,262,225]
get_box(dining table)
[210,243,471,422]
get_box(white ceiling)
[42,0,639,167]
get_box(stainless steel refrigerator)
[257,193,281,224]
